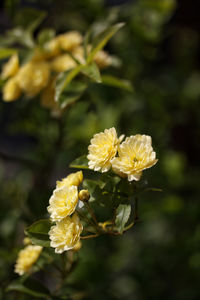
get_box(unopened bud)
[73,241,82,252]
[78,189,90,202]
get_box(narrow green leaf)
[25,219,51,247]
[55,65,84,102]
[102,75,133,92]
[57,80,87,108]
[7,278,50,298]
[0,48,17,59]
[70,155,89,170]
[87,22,125,64]
[81,62,102,83]
[115,204,131,234]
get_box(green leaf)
[87,22,124,64]
[102,75,133,92]
[0,48,17,59]
[81,62,102,83]
[37,29,55,47]
[7,278,50,298]
[70,155,89,170]
[0,28,34,48]
[25,219,51,247]
[115,204,131,234]
[58,80,87,109]
[55,65,84,103]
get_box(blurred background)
[0,0,200,299]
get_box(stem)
[81,233,99,239]
[84,202,101,232]
[134,197,139,221]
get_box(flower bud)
[2,76,21,102]
[78,189,90,202]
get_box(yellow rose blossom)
[1,54,19,80]
[14,245,42,276]
[50,54,76,73]
[47,185,79,222]
[2,76,21,102]
[58,31,83,51]
[49,213,83,253]
[17,61,49,97]
[87,127,124,172]
[56,171,83,189]
[111,134,158,181]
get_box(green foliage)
[115,204,131,234]
[25,219,51,247]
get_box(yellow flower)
[58,31,83,51]
[111,134,158,181]
[17,61,49,97]
[1,54,19,80]
[14,245,42,276]
[47,185,79,222]
[50,54,76,73]
[49,214,83,253]
[87,127,124,172]
[93,50,112,69]
[40,77,59,109]
[2,76,21,102]
[56,171,83,189]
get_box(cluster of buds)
[1,30,114,112]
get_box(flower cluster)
[48,171,84,253]
[1,30,114,109]
[15,245,42,276]
[87,127,158,181]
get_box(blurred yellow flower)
[1,54,19,80]
[87,127,124,172]
[14,245,42,276]
[40,78,57,109]
[49,213,83,253]
[111,134,158,181]
[2,76,21,102]
[56,171,83,189]
[17,61,50,97]
[58,31,83,51]
[50,54,76,72]
[47,185,78,222]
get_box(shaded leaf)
[70,155,89,170]
[81,62,102,83]
[25,219,51,247]
[58,81,87,109]
[102,75,133,92]
[115,204,131,234]
[55,66,84,103]
[7,278,50,298]
[87,22,124,64]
